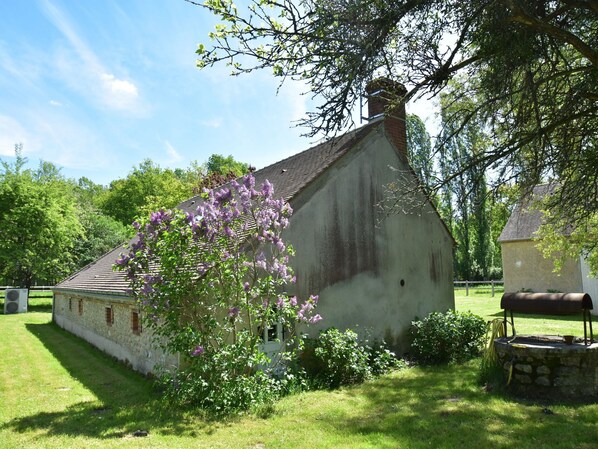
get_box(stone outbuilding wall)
[53,291,177,375]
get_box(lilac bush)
[115,174,320,413]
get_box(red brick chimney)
[365,78,408,160]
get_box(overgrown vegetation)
[410,310,486,365]
[116,175,321,414]
[300,328,402,389]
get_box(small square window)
[78,299,83,315]
[68,298,72,311]
[105,306,114,326]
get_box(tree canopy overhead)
[196,0,597,265]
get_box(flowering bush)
[115,174,320,413]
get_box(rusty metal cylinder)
[500,292,593,315]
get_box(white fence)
[454,280,504,297]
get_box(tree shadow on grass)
[318,364,598,449]
[2,322,212,440]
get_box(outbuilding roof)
[498,184,556,243]
[54,123,377,296]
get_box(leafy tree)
[100,156,251,227]
[434,92,497,280]
[406,114,433,189]
[0,147,82,287]
[195,0,598,269]
[538,212,598,276]
[99,159,190,226]
[72,207,128,268]
[115,174,320,413]
[74,176,107,209]
[205,154,250,177]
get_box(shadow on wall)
[2,322,206,439]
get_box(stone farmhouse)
[498,184,598,304]
[53,80,455,374]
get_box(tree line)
[406,110,516,281]
[0,146,249,288]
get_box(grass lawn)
[1,294,598,448]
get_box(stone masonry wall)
[53,292,178,375]
[495,338,598,399]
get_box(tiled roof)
[178,124,376,212]
[54,123,377,296]
[498,184,555,243]
[54,244,130,296]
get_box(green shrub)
[300,328,401,389]
[410,310,486,365]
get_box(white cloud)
[165,140,183,163]
[199,118,222,128]
[49,100,63,107]
[100,73,139,110]
[101,73,138,96]
[41,0,141,112]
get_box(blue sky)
[0,0,437,186]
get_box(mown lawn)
[1,294,598,448]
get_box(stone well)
[495,335,598,399]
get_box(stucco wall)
[501,240,583,294]
[286,128,454,353]
[53,292,178,375]
[580,258,598,316]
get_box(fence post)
[465,281,469,296]
[491,280,495,298]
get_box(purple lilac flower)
[242,174,255,190]
[275,239,285,252]
[215,188,232,204]
[243,282,250,292]
[297,301,314,320]
[191,346,205,357]
[297,295,320,322]
[115,254,129,266]
[149,211,162,226]
[228,307,240,318]
[261,180,274,197]
[140,283,154,295]
[255,252,267,270]
[308,314,323,324]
